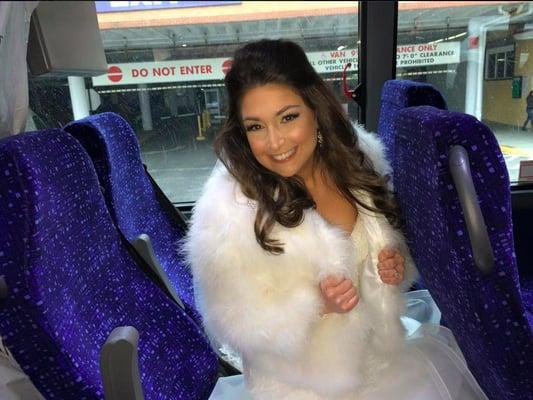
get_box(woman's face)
[240,83,318,180]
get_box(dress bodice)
[351,215,369,269]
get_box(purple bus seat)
[378,79,448,292]
[0,129,218,399]
[393,105,533,399]
[63,113,197,318]
[378,79,447,166]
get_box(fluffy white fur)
[184,126,418,399]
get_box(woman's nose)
[267,126,284,150]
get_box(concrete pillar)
[67,76,90,120]
[138,84,153,131]
[465,15,510,120]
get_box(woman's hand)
[377,249,405,285]
[319,276,359,315]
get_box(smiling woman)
[185,38,489,400]
[241,83,318,180]
[214,39,399,254]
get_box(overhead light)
[448,31,467,40]
[428,31,467,45]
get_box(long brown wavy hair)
[214,39,400,254]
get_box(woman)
[185,39,487,400]
[522,90,533,131]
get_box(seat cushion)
[393,106,533,399]
[65,113,197,316]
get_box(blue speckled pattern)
[377,79,447,292]
[393,106,533,400]
[64,113,199,321]
[378,79,447,166]
[0,129,218,399]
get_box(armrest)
[132,234,185,309]
[100,326,144,400]
[0,276,8,300]
[449,145,495,274]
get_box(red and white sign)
[92,42,460,87]
[222,59,233,75]
[307,49,358,73]
[107,66,123,82]
[92,57,232,86]
[396,42,460,67]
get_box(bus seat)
[378,79,447,292]
[0,129,219,399]
[392,105,533,399]
[63,113,198,319]
[378,79,447,167]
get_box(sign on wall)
[95,1,240,13]
[396,42,460,67]
[92,58,233,86]
[92,42,460,86]
[307,49,359,73]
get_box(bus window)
[28,1,359,205]
[397,1,533,184]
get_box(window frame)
[484,45,515,80]
[358,1,398,132]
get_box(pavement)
[489,122,533,183]
[139,123,533,204]
[140,128,218,204]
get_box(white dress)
[209,218,488,400]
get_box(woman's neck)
[301,160,329,193]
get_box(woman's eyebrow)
[276,104,300,115]
[242,105,301,122]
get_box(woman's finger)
[394,253,405,265]
[377,258,397,270]
[379,269,401,279]
[378,249,396,262]
[322,278,352,298]
[335,286,357,305]
[327,278,353,298]
[320,276,342,292]
[381,277,399,285]
[341,295,359,311]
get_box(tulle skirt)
[209,291,488,400]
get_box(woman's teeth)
[272,148,296,161]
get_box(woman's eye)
[245,124,262,132]
[282,113,299,123]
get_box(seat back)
[378,79,447,164]
[0,129,218,399]
[393,105,533,399]
[64,113,196,313]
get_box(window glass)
[506,49,515,77]
[487,53,496,79]
[29,1,359,204]
[397,1,533,184]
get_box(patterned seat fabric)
[0,129,218,399]
[393,105,533,399]
[378,79,447,292]
[64,113,197,318]
[378,79,447,165]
